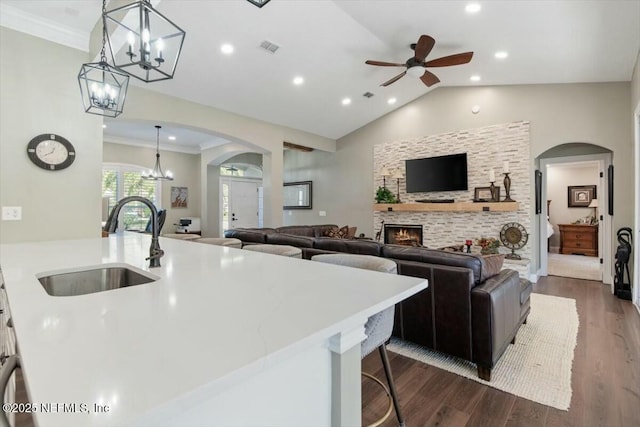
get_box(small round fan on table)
[500,222,528,260]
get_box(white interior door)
[229,180,259,230]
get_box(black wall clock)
[27,133,76,171]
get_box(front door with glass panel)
[222,180,259,232]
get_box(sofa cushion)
[519,278,533,305]
[313,237,383,256]
[224,228,271,243]
[381,245,501,285]
[266,233,315,248]
[275,224,338,238]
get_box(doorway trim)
[539,153,613,286]
[633,101,639,311]
[219,176,263,236]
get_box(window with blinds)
[102,164,161,231]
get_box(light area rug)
[548,253,601,281]
[387,293,579,410]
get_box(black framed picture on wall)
[567,185,596,208]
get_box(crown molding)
[0,3,90,52]
[103,135,202,155]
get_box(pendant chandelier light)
[77,0,129,118]
[246,0,272,7]
[142,125,174,181]
[104,0,186,83]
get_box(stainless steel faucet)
[103,196,164,268]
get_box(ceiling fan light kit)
[366,34,473,87]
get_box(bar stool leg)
[379,345,405,427]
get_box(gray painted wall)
[0,28,103,243]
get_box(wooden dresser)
[558,224,598,257]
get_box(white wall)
[547,163,600,248]
[102,142,201,234]
[0,28,102,243]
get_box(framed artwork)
[567,185,596,208]
[474,186,500,202]
[171,186,188,208]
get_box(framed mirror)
[283,181,312,209]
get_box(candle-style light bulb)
[127,31,135,47]
[156,38,164,56]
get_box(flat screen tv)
[405,153,468,193]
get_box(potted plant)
[375,186,397,203]
[476,237,501,255]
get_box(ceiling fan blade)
[414,35,435,62]
[381,71,407,87]
[366,60,406,67]
[424,52,474,67]
[420,70,440,87]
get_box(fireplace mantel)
[372,202,519,212]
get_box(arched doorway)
[537,143,613,287]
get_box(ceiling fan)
[366,35,473,87]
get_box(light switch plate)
[2,206,22,221]
[319,211,327,216]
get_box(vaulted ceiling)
[2,0,639,149]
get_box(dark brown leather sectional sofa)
[225,224,531,381]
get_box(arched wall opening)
[203,148,265,237]
[536,142,614,286]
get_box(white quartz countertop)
[0,234,427,426]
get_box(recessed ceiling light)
[465,3,481,13]
[341,98,351,106]
[470,75,481,82]
[387,97,397,105]
[471,105,480,114]
[102,124,107,129]
[221,44,234,55]
[293,76,304,85]
[495,51,509,59]
[168,136,176,141]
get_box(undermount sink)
[37,264,159,297]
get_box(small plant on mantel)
[375,186,397,203]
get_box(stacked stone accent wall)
[373,121,531,264]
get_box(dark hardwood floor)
[362,276,640,427]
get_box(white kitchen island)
[0,234,427,427]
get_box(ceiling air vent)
[363,92,375,98]
[259,40,280,54]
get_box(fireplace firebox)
[384,224,423,247]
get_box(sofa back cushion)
[224,228,272,243]
[266,233,315,248]
[381,245,503,285]
[275,224,338,238]
[313,237,383,256]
